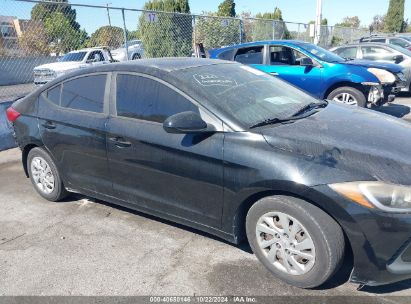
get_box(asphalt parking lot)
[1,94,411,298]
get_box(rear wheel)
[246,196,345,288]
[132,53,141,60]
[27,147,69,201]
[327,86,366,107]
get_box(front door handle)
[270,72,279,76]
[109,137,131,148]
[42,121,56,129]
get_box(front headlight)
[367,68,396,84]
[330,182,411,212]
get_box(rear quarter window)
[46,85,61,105]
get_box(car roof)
[31,58,236,93]
[109,57,234,72]
[213,40,310,51]
[333,42,392,48]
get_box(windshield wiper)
[249,101,328,129]
[249,117,295,129]
[290,100,328,118]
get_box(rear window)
[61,74,106,113]
[234,46,264,64]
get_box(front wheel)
[246,196,345,288]
[327,86,366,107]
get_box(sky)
[2,0,411,35]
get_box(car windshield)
[390,43,411,56]
[297,43,344,63]
[400,36,411,42]
[61,52,87,62]
[175,63,320,128]
[122,40,141,48]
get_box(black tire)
[246,195,345,288]
[327,86,367,107]
[27,147,69,202]
[132,53,141,60]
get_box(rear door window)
[116,74,199,123]
[361,46,393,61]
[61,74,106,113]
[234,46,264,64]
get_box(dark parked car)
[7,58,411,288]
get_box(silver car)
[111,39,144,61]
[330,42,411,92]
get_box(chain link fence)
[0,0,371,100]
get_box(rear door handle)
[270,72,279,76]
[109,137,131,148]
[42,121,56,129]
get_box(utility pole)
[314,0,322,45]
[106,3,112,27]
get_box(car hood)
[341,59,403,73]
[34,61,82,71]
[260,102,411,185]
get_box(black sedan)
[7,58,411,288]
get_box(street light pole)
[106,3,112,27]
[314,0,322,45]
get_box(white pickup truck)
[33,47,115,84]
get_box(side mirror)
[298,57,314,66]
[393,55,404,64]
[163,111,215,134]
[86,57,98,63]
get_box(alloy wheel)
[30,156,55,195]
[255,212,316,276]
[332,93,358,106]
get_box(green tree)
[335,16,361,28]
[27,0,85,54]
[88,26,124,48]
[31,0,80,31]
[384,0,405,32]
[44,12,84,54]
[252,7,291,41]
[217,0,236,17]
[19,21,49,55]
[370,15,385,33]
[138,0,192,58]
[195,14,241,49]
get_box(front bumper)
[366,85,395,105]
[312,185,411,286]
[33,70,57,85]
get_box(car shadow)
[359,279,411,294]
[69,193,411,293]
[70,193,254,253]
[373,103,411,118]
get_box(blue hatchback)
[209,40,406,107]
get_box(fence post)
[193,15,196,47]
[121,8,129,61]
[272,21,275,39]
[239,19,243,44]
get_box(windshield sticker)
[193,73,237,87]
[240,65,265,76]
